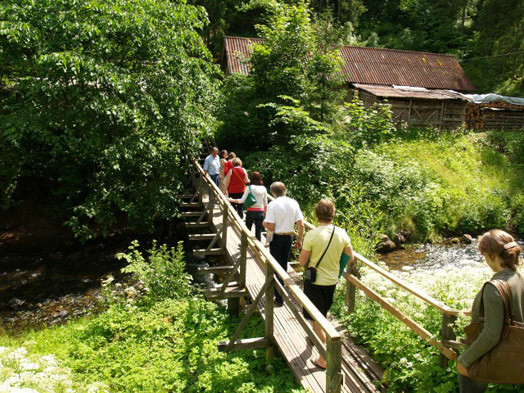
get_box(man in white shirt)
[263,182,304,306]
[203,147,220,187]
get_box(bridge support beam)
[439,313,457,368]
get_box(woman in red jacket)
[224,157,249,218]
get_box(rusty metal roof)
[224,36,476,91]
[353,83,470,101]
[224,36,264,76]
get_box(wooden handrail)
[266,187,468,363]
[268,195,465,316]
[193,159,341,341]
[353,252,460,315]
[344,272,457,360]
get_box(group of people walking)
[203,147,524,390]
[204,146,354,370]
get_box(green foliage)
[0,242,303,392]
[0,298,303,393]
[216,1,344,152]
[339,99,397,149]
[118,240,191,301]
[0,0,219,240]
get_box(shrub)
[118,240,191,301]
[340,99,396,149]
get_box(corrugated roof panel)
[353,83,469,100]
[224,37,475,91]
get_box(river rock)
[376,235,396,253]
[9,298,26,309]
[461,234,473,244]
[451,237,460,244]
[394,232,407,245]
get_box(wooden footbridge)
[181,147,467,393]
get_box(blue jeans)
[246,211,264,241]
[209,174,220,187]
[269,234,293,304]
[459,375,488,393]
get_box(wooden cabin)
[223,36,476,129]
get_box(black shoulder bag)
[304,225,335,283]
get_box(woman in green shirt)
[457,229,523,393]
[298,199,354,370]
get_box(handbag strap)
[491,280,514,322]
[232,167,246,184]
[479,279,514,322]
[311,225,336,269]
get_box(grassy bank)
[339,130,524,243]
[0,299,302,393]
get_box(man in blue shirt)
[203,147,220,187]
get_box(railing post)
[239,231,247,288]
[222,200,229,253]
[345,263,356,314]
[440,313,457,368]
[198,172,203,206]
[326,336,342,393]
[208,182,214,218]
[265,262,275,367]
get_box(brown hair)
[250,171,263,186]
[231,157,242,167]
[228,152,236,160]
[270,182,286,197]
[220,149,228,158]
[315,199,335,222]
[478,229,522,271]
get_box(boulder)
[451,237,460,244]
[394,232,407,245]
[461,234,473,244]
[376,235,396,253]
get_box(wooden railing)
[266,197,465,366]
[190,159,344,393]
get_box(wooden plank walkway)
[197,183,383,393]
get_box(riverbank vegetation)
[0,242,303,393]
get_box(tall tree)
[0,0,219,240]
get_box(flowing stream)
[379,237,524,274]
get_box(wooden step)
[185,222,211,228]
[181,211,205,217]
[188,233,218,241]
[180,194,198,199]
[205,287,248,299]
[193,248,223,256]
[180,202,203,208]
[197,266,234,274]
